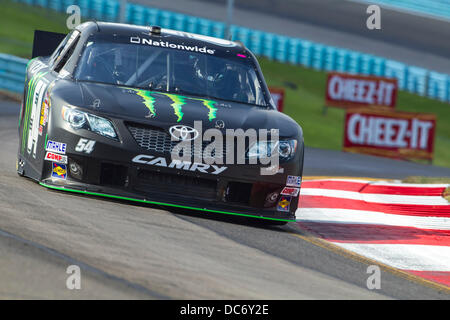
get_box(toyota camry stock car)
[17,21,304,224]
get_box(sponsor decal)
[277,195,291,212]
[45,152,68,164]
[190,98,218,121]
[52,162,67,179]
[39,92,51,136]
[163,93,185,122]
[46,140,67,154]
[281,187,300,197]
[128,89,218,122]
[344,108,436,160]
[132,155,227,175]
[130,36,216,55]
[132,89,156,118]
[325,72,398,109]
[75,138,96,154]
[286,175,302,187]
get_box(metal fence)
[1,0,449,103]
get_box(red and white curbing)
[296,178,450,287]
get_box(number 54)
[75,138,95,154]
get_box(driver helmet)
[190,55,225,83]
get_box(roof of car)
[76,21,251,58]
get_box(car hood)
[54,81,302,138]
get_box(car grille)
[127,123,226,159]
[135,168,217,200]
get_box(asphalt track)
[0,98,449,299]
[138,0,450,73]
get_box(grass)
[1,0,449,168]
[0,0,71,57]
[402,176,450,184]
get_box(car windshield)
[74,40,268,106]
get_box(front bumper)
[40,118,302,222]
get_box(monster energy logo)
[191,98,217,121]
[133,90,156,118]
[162,93,185,122]
[129,89,218,122]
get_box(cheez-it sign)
[326,72,398,108]
[269,87,285,112]
[344,108,436,160]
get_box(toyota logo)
[169,125,199,141]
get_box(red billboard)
[326,72,398,109]
[269,87,285,112]
[343,108,436,160]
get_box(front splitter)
[39,182,295,223]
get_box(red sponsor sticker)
[343,108,436,160]
[45,152,68,164]
[325,72,398,109]
[281,187,300,197]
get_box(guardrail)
[0,53,27,94]
[2,0,450,104]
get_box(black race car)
[17,21,304,224]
